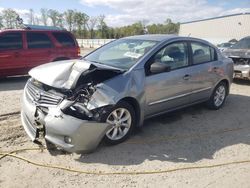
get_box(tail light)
[77,46,81,56]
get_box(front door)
[144,41,193,117]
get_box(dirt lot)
[0,77,250,188]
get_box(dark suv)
[0,28,80,77]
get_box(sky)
[0,0,250,27]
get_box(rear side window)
[52,32,76,47]
[0,33,23,50]
[27,33,53,49]
[191,42,217,64]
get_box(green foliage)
[0,8,179,38]
[1,8,20,29]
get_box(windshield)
[231,37,250,49]
[84,39,158,70]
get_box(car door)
[188,41,220,102]
[0,32,27,77]
[24,32,55,69]
[144,41,193,117]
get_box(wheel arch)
[119,97,141,127]
[218,79,230,95]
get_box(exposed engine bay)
[28,63,123,123]
[231,57,250,66]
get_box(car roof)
[0,29,69,33]
[124,34,178,41]
[123,34,211,44]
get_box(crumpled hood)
[223,48,250,58]
[29,59,91,89]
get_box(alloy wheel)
[106,108,132,141]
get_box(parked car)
[223,36,250,80]
[0,27,80,77]
[21,35,233,153]
[217,42,233,52]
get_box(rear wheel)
[101,101,136,145]
[206,82,227,110]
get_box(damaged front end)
[223,42,250,80]
[231,57,250,80]
[21,60,124,153]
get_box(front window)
[84,39,158,70]
[0,32,23,50]
[152,42,189,70]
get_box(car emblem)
[35,92,41,101]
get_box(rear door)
[188,41,220,102]
[24,32,55,68]
[0,32,27,77]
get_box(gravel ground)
[0,76,250,187]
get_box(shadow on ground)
[74,93,250,165]
[0,76,29,91]
[233,79,250,86]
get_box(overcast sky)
[0,0,250,27]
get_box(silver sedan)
[21,35,234,153]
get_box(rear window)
[0,32,23,50]
[52,32,76,47]
[27,33,53,49]
[231,37,250,49]
[191,42,217,64]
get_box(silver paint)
[21,35,234,153]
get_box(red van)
[0,28,80,77]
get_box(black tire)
[52,57,69,62]
[100,101,136,145]
[206,81,228,110]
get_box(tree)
[97,15,109,38]
[87,16,98,39]
[2,9,20,28]
[73,11,89,38]
[64,9,75,31]
[48,9,63,27]
[40,8,49,26]
[0,15,4,29]
[26,9,35,25]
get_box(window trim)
[26,32,54,49]
[0,32,23,51]
[145,40,190,76]
[189,41,218,66]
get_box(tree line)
[0,8,179,39]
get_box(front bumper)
[21,84,111,153]
[233,65,250,80]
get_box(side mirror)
[150,62,171,74]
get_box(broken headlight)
[62,83,96,119]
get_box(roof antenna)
[188,33,191,37]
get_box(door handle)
[213,67,219,71]
[14,52,19,57]
[183,74,191,80]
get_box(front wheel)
[206,82,227,110]
[101,101,136,145]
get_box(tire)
[206,82,227,110]
[52,57,69,62]
[100,101,136,145]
